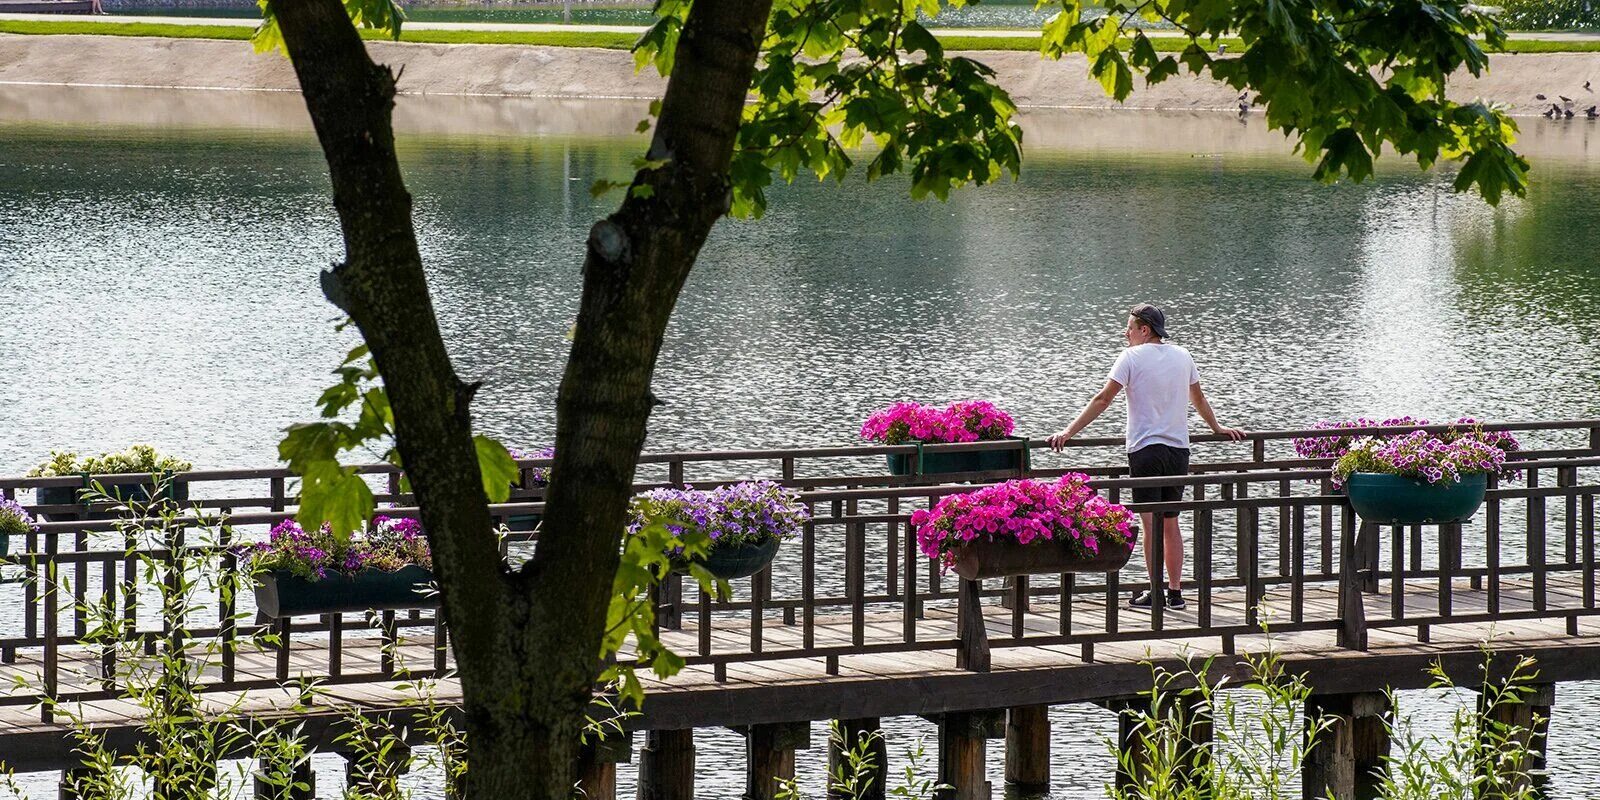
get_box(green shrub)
[1494,0,1600,30]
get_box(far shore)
[1,26,1599,122]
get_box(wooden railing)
[0,419,1596,720]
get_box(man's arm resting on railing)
[1048,380,1122,450]
[1190,381,1246,440]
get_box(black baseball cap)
[1128,303,1168,338]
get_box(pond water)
[3,86,1600,797]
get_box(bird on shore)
[1537,93,1548,100]
[1544,106,1558,119]
[1586,80,1592,92]
[1566,108,1576,118]
[1561,95,1574,107]
[1217,43,1229,54]
[1587,105,1598,119]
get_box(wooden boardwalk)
[0,421,1595,796]
[0,569,1593,770]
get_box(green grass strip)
[2,19,1597,53]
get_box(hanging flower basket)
[1345,473,1488,525]
[861,400,1024,476]
[36,481,190,515]
[242,516,435,617]
[631,481,807,582]
[1332,428,1507,525]
[950,536,1133,580]
[912,473,1137,577]
[254,565,437,618]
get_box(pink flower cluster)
[1333,430,1509,488]
[860,400,1015,445]
[909,473,1136,571]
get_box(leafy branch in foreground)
[1036,0,1529,203]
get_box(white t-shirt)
[1107,343,1200,452]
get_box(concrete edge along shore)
[2,18,1600,117]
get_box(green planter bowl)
[253,565,437,618]
[885,438,1027,477]
[677,538,782,580]
[1345,472,1488,525]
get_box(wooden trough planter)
[36,481,190,520]
[253,565,437,619]
[1345,472,1487,525]
[885,438,1029,477]
[951,537,1133,581]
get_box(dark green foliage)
[1037,0,1530,203]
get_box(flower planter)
[676,539,782,580]
[950,537,1134,581]
[252,565,437,618]
[885,438,1028,477]
[36,481,190,520]
[1345,472,1488,525]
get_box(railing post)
[1337,516,1367,651]
[956,578,990,672]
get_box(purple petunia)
[0,498,38,537]
[628,480,809,548]
[243,516,431,582]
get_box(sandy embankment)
[2,33,1599,160]
[2,32,1597,117]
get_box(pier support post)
[1478,682,1554,799]
[1107,693,1212,794]
[59,768,96,800]
[828,718,887,800]
[1004,705,1050,794]
[253,757,316,800]
[742,721,810,800]
[1303,692,1390,800]
[936,709,1005,800]
[342,741,411,796]
[638,729,695,800]
[577,729,633,800]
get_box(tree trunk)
[268,0,773,796]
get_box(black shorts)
[1128,444,1190,519]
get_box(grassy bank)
[2,18,1598,53]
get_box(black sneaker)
[1129,589,1187,610]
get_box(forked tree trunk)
[267,0,772,796]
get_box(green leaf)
[296,461,373,540]
[901,20,943,59]
[473,435,518,504]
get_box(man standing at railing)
[1046,304,1245,610]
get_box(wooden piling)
[59,768,94,800]
[936,709,1005,800]
[743,722,810,800]
[638,729,695,800]
[342,741,410,796]
[1478,682,1554,799]
[1303,692,1390,800]
[577,729,633,800]
[253,758,316,800]
[1004,705,1050,793]
[828,718,886,800]
[1109,693,1212,794]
